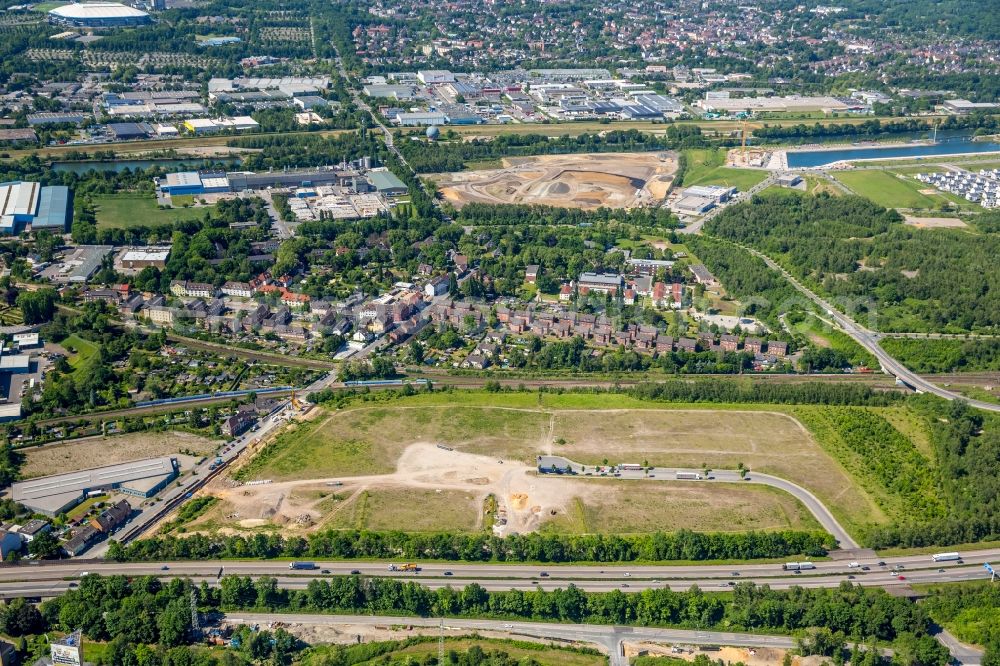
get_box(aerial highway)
[3,547,996,590]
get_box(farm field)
[92,194,210,229]
[681,149,768,190]
[227,392,910,538]
[433,152,678,210]
[20,430,219,479]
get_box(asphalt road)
[538,457,858,549]
[5,547,996,590]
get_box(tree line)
[108,528,832,563]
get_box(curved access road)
[728,241,1000,413]
[539,457,857,549]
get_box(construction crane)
[290,390,303,410]
[740,117,751,164]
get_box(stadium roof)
[49,2,150,19]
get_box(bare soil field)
[903,215,968,229]
[20,431,219,479]
[195,443,817,536]
[433,152,678,210]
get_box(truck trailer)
[782,562,815,571]
[675,472,703,480]
[288,561,317,570]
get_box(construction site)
[433,152,678,209]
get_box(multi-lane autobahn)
[2,547,996,595]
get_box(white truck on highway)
[931,552,961,562]
[782,562,816,571]
[676,472,703,480]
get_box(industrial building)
[116,246,171,271]
[11,456,178,516]
[0,181,72,234]
[47,2,152,28]
[157,166,397,197]
[368,170,408,195]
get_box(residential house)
[222,409,257,437]
[90,499,131,533]
[720,334,739,352]
[524,264,539,283]
[744,337,763,354]
[767,340,787,357]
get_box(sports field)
[93,194,209,229]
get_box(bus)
[931,552,961,563]
[781,562,815,571]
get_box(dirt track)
[434,152,678,210]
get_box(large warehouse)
[48,2,151,28]
[0,182,72,234]
[11,457,177,516]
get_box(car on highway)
[623,572,631,577]
[444,571,453,576]
[731,571,740,576]
[898,575,906,580]
[539,572,549,577]
[161,565,169,570]
[621,583,629,588]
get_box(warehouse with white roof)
[11,457,178,515]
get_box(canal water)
[787,134,1000,168]
[51,157,241,174]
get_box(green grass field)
[61,334,98,370]
[32,1,67,11]
[92,194,209,229]
[832,169,970,210]
[681,149,768,190]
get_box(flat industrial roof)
[0,182,40,218]
[33,185,70,230]
[11,456,175,514]
[368,170,407,191]
[165,171,201,187]
[120,247,170,262]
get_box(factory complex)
[11,456,178,516]
[0,181,72,234]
